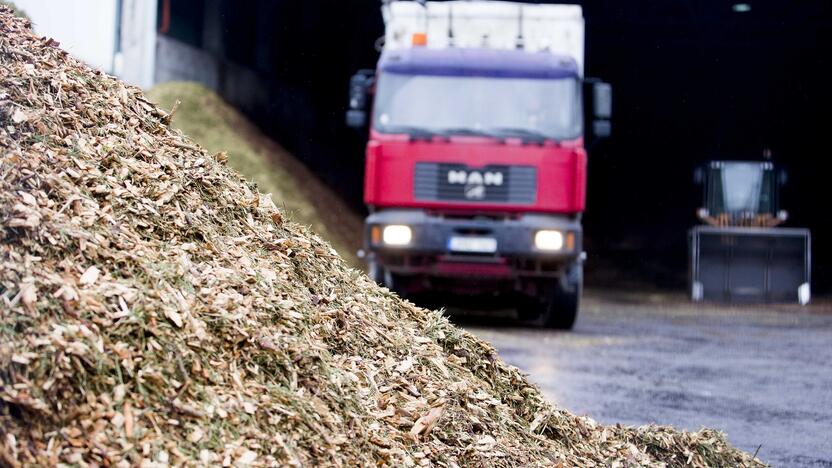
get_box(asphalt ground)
[457,290,832,467]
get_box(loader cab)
[689,160,810,305]
[695,161,787,226]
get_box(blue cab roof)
[379,47,580,79]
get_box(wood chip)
[78,266,100,286]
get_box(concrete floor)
[461,291,832,467]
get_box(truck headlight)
[382,225,412,246]
[534,230,564,251]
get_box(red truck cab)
[348,46,611,329]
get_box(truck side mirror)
[593,82,612,119]
[693,167,705,185]
[592,120,611,138]
[346,70,375,129]
[346,110,367,128]
[778,169,788,186]
[585,79,612,140]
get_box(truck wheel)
[368,258,405,296]
[523,263,582,330]
[367,258,384,284]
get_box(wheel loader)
[689,160,811,304]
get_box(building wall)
[13,0,157,89]
[15,0,119,73]
[155,34,268,120]
[155,35,218,90]
[114,0,159,89]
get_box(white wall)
[15,0,119,73]
[13,0,158,89]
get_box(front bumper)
[365,209,582,278]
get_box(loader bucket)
[689,226,811,304]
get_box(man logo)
[465,184,485,199]
[484,172,504,186]
[446,170,504,186]
[447,170,467,185]
[447,169,504,200]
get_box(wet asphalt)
[458,291,832,467]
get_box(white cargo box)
[382,1,584,74]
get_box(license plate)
[448,236,498,253]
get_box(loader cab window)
[706,162,777,216]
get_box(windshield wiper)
[439,128,493,138]
[486,127,551,144]
[382,125,443,140]
[437,128,508,143]
[382,126,514,142]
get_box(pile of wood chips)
[0,9,763,467]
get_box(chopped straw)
[0,8,764,467]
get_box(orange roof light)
[412,33,428,47]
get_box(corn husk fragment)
[0,7,765,467]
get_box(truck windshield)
[373,72,582,140]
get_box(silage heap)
[0,9,762,467]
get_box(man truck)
[347,1,612,329]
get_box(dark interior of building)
[158,0,832,291]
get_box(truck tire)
[523,263,582,330]
[367,258,384,284]
[368,258,406,297]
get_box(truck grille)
[414,163,537,204]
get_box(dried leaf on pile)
[0,7,765,467]
[410,404,445,438]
